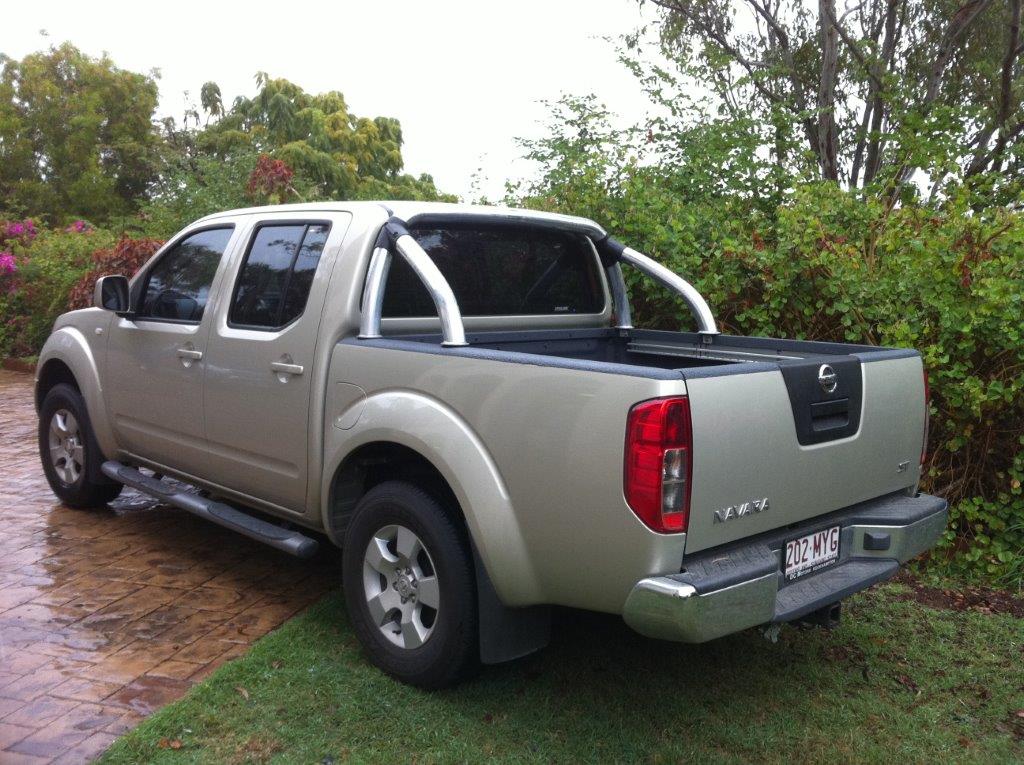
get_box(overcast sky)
[4,0,659,200]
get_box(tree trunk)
[863,0,900,185]
[817,0,841,181]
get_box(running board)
[101,461,319,559]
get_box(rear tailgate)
[682,350,926,554]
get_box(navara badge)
[714,497,770,524]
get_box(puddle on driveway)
[0,369,336,762]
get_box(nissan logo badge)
[818,364,838,394]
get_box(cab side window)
[137,227,234,323]
[229,223,330,329]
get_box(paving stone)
[51,730,119,764]
[0,722,34,749]
[104,675,194,716]
[0,369,336,762]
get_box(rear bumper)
[622,492,947,643]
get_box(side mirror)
[94,275,131,314]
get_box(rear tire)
[38,383,122,509]
[342,480,478,689]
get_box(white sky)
[4,0,659,200]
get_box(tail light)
[624,397,692,533]
[921,369,930,467]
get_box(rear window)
[229,222,330,329]
[381,224,605,317]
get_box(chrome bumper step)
[101,461,319,559]
[773,559,898,622]
[623,492,947,643]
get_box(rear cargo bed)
[391,325,929,553]
[393,327,916,376]
[392,327,926,554]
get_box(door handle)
[176,348,203,360]
[271,361,304,376]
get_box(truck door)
[200,213,351,513]
[104,225,238,477]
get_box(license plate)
[784,526,840,581]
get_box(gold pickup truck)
[35,202,946,687]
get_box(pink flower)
[0,252,15,275]
[67,220,90,233]
[2,220,36,242]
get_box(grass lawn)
[101,581,1023,764]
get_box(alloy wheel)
[48,409,83,485]
[362,524,440,649]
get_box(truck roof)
[194,200,607,237]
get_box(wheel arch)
[325,441,463,543]
[36,327,117,457]
[36,357,80,410]
[321,390,542,607]
[325,435,551,664]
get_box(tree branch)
[965,0,1022,177]
[923,0,994,107]
[823,0,886,92]
[648,0,823,165]
[863,0,900,184]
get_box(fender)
[321,389,543,607]
[36,316,117,458]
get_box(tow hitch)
[796,601,842,630]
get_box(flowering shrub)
[0,224,115,358]
[0,222,160,358]
[0,251,16,301]
[65,220,91,234]
[2,219,38,244]
[67,237,164,311]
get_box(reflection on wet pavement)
[0,370,335,762]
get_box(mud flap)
[471,542,551,664]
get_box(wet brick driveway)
[0,369,335,762]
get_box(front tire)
[342,481,478,689]
[38,383,122,508]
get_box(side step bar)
[102,461,319,559]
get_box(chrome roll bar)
[392,233,467,346]
[358,216,717,347]
[358,218,468,347]
[619,247,719,337]
[605,262,633,329]
[357,246,392,341]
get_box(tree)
[643,0,1024,200]
[137,74,452,237]
[0,43,162,222]
[196,74,452,202]
[199,81,224,126]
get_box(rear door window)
[381,224,604,317]
[229,223,331,329]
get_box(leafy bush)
[67,237,164,311]
[0,222,116,357]
[0,220,161,359]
